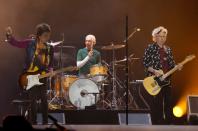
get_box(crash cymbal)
[101,43,125,50]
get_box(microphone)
[123,27,141,42]
[136,28,141,32]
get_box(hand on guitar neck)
[177,64,183,71]
[153,69,164,77]
[148,67,164,77]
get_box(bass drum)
[69,79,99,109]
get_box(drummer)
[77,34,101,77]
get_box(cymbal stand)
[108,65,137,109]
[49,34,65,107]
[111,43,118,109]
[98,82,111,109]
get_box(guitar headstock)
[185,54,196,62]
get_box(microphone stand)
[124,18,140,125]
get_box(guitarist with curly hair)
[6,23,53,124]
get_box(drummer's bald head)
[85,34,96,45]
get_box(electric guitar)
[143,55,196,96]
[19,66,77,90]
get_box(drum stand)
[98,82,112,109]
[48,75,63,109]
[108,64,138,109]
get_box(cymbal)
[115,57,140,63]
[114,63,126,68]
[115,54,140,63]
[101,43,125,50]
[55,45,75,49]
[47,41,63,46]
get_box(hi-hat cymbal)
[101,43,125,50]
[115,58,140,63]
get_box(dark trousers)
[150,85,172,125]
[28,82,48,124]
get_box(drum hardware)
[48,34,66,108]
[102,42,126,109]
[102,57,139,109]
[98,81,112,109]
[111,43,117,109]
[81,91,100,106]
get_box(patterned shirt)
[8,36,53,72]
[143,43,176,76]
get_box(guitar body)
[143,76,170,96]
[18,66,78,90]
[19,72,43,90]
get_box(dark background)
[0,0,197,124]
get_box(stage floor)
[33,125,198,131]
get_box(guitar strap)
[27,43,38,72]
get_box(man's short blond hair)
[85,34,96,45]
[152,26,168,37]
[152,26,168,42]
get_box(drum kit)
[48,42,140,110]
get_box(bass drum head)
[69,78,99,109]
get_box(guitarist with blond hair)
[143,26,183,124]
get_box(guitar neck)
[38,66,76,79]
[162,66,178,79]
[162,58,193,79]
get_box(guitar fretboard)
[38,66,77,79]
[162,55,195,79]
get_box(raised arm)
[6,27,32,48]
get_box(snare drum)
[90,64,108,82]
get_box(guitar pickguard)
[154,77,170,88]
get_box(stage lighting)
[173,106,184,118]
